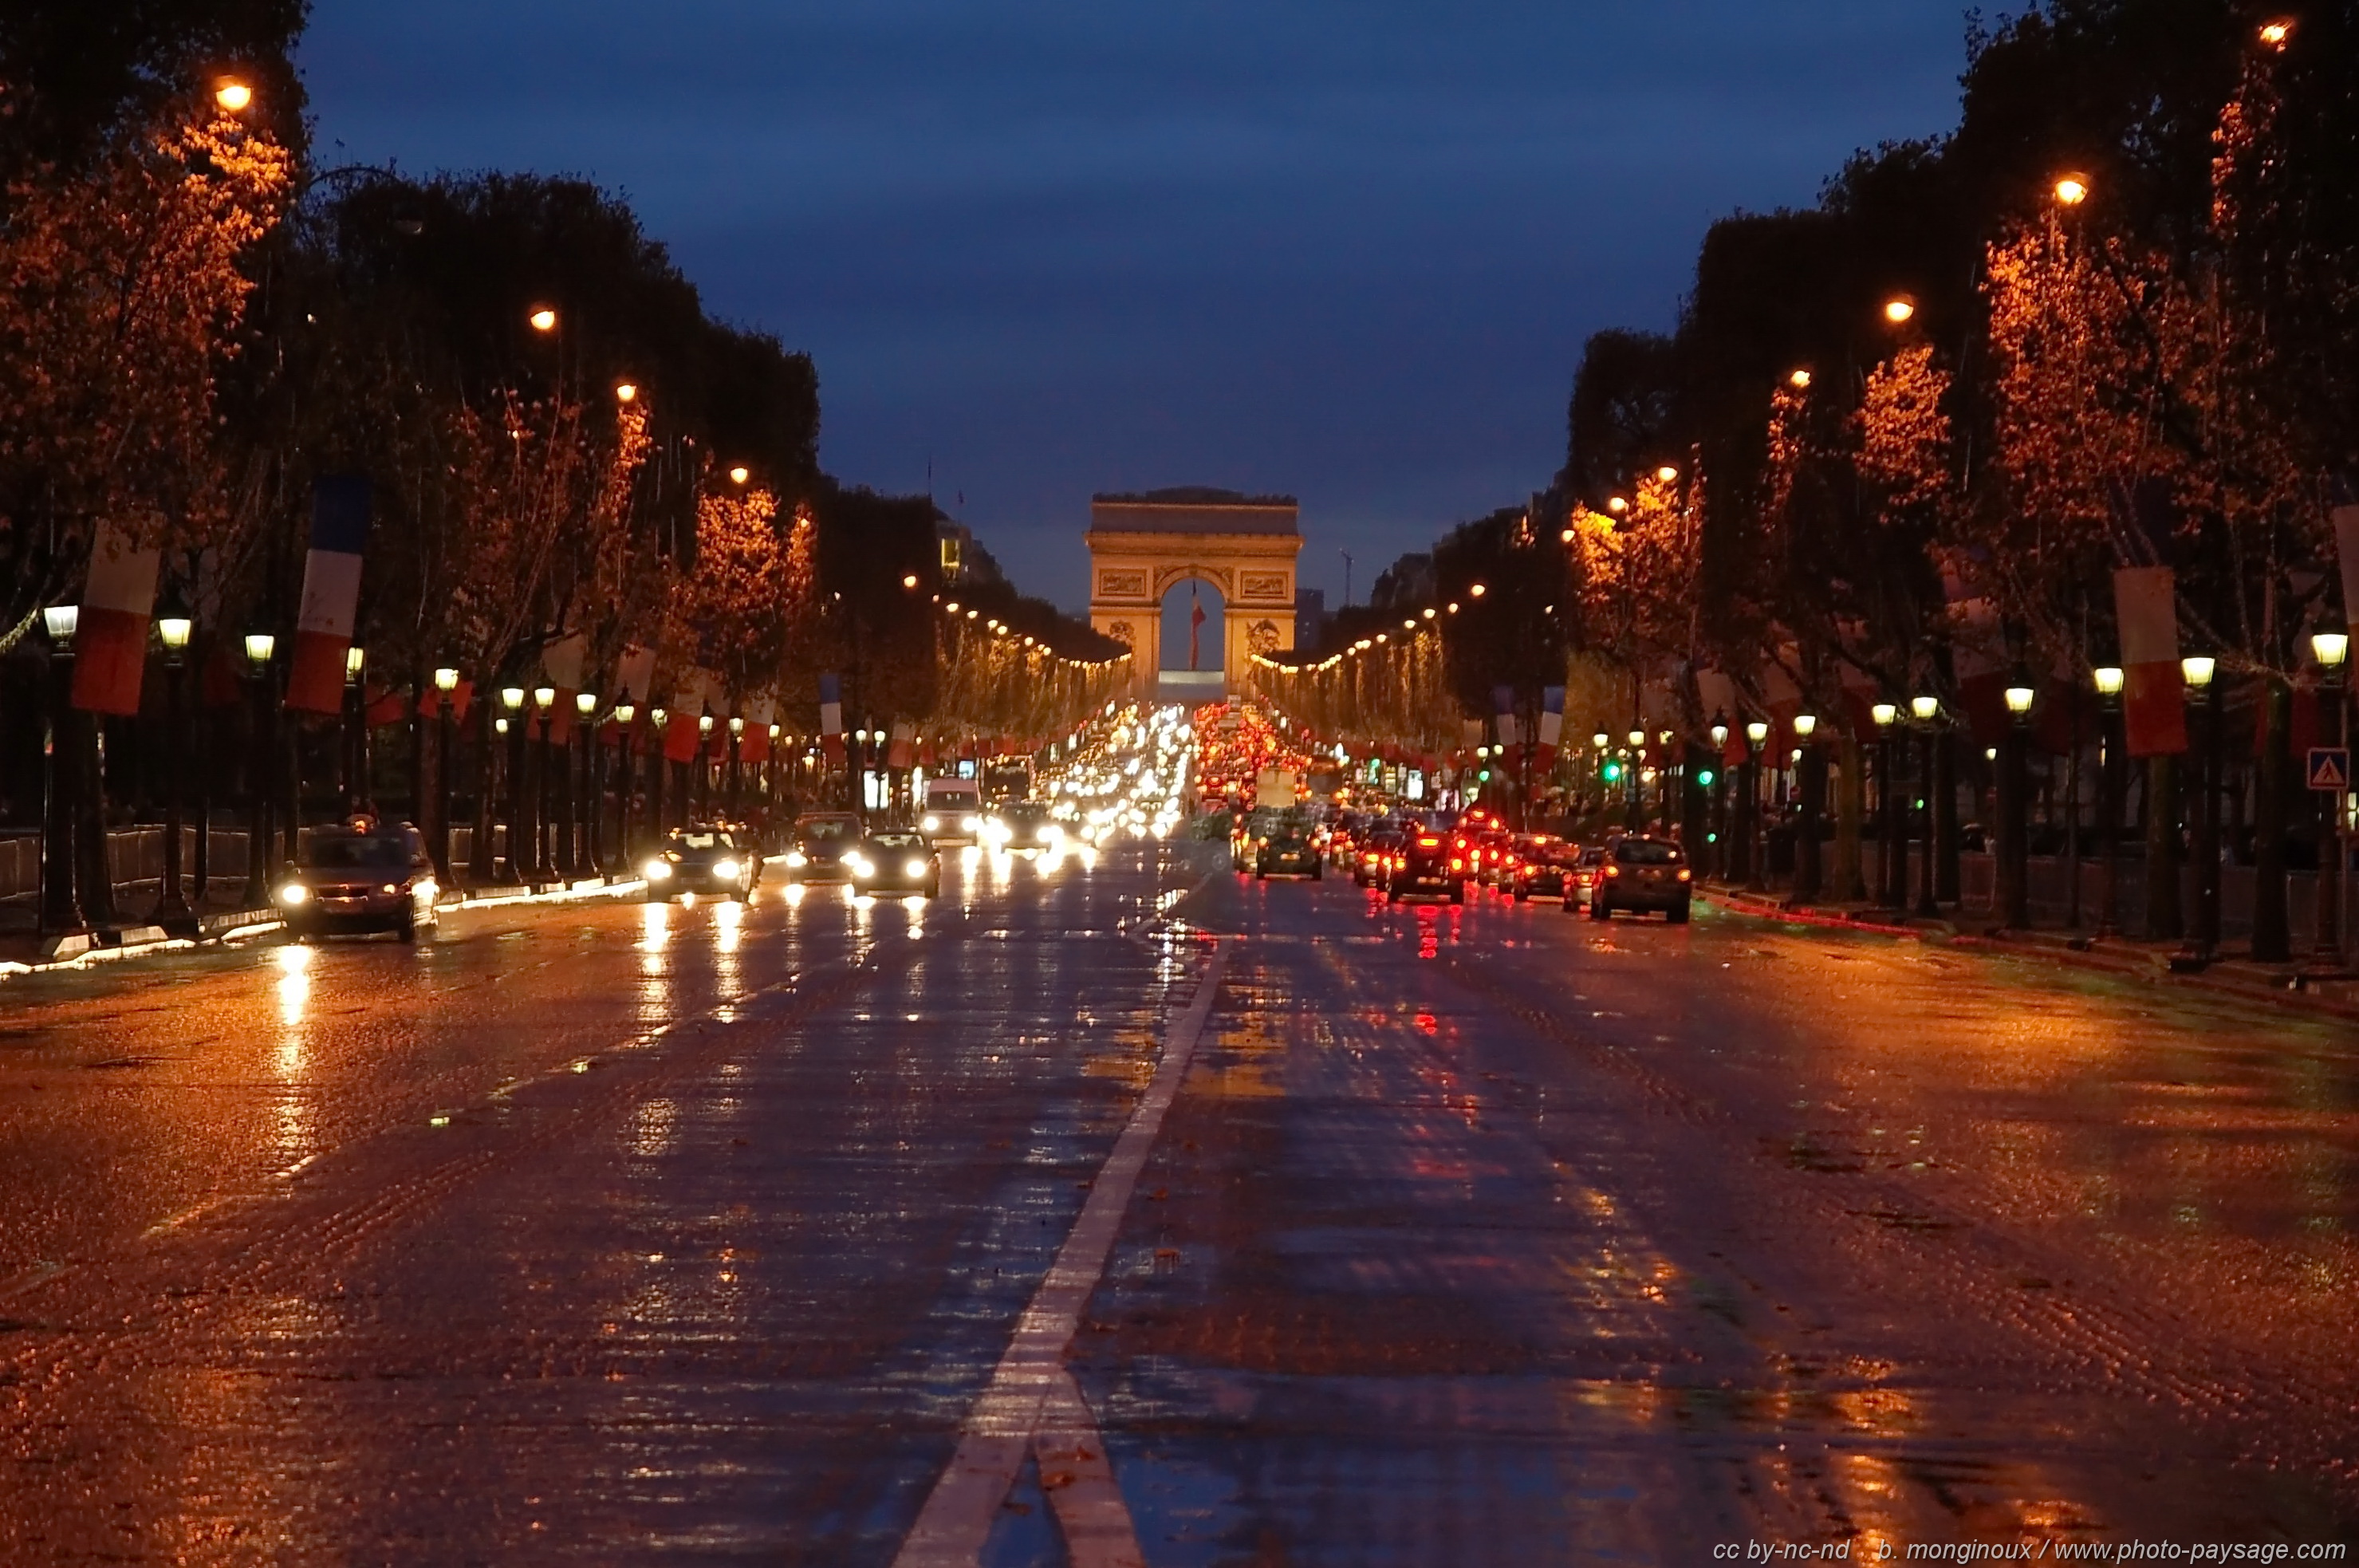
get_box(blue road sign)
[2307,747,2350,792]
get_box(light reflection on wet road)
[1,846,2354,1561]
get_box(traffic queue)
[1242,802,1692,922]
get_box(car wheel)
[1590,895,1611,920]
[1668,900,1691,924]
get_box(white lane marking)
[893,939,1230,1568]
[1037,1369,1147,1568]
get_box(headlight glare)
[904,858,927,878]
[643,858,672,881]
[277,883,307,906]
[711,859,741,881]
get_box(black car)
[1355,825,1404,887]
[988,801,1064,855]
[849,832,941,897]
[784,812,863,883]
[1255,822,1321,879]
[1386,829,1464,904]
[1589,835,1692,922]
[278,823,440,940]
[1509,837,1572,900]
[643,825,756,901]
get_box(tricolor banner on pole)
[616,644,657,705]
[542,632,586,745]
[286,476,369,715]
[887,721,914,769]
[819,672,845,758]
[1536,686,1565,767]
[663,668,712,764]
[70,521,161,716]
[2113,565,2188,757]
[2334,504,2359,637]
[742,696,774,763]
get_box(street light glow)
[614,382,638,403]
[1655,464,1679,483]
[157,616,193,652]
[2180,655,2216,688]
[214,79,253,112]
[1789,368,1813,389]
[728,466,750,485]
[1469,583,1487,597]
[2093,665,2125,695]
[243,632,274,667]
[1910,694,1939,720]
[529,307,557,333]
[2259,18,2292,46]
[434,667,460,692]
[1607,496,1628,514]
[2053,174,2089,207]
[2313,632,2350,669]
[1884,297,1916,324]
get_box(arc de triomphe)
[1085,490,1300,696]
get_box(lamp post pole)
[728,716,745,817]
[500,687,528,884]
[2093,668,2124,937]
[1740,721,1766,892]
[612,704,637,873]
[532,687,557,883]
[2000,673,2036,929]
[647,707,668,845]
[1707,715,1730,881]
[240,635,278,908]
[1872,704,1901,909]
[2311,633,2349,971]
[2179,656,2221,959]
[1790,713,1823,903]
[154,615,195,926]
[696,715,715,820]
[38,608,84,936]
[576,691,601,877]
[1912,695,1940,919]
[344,645,368,815]
[432,668,460,883]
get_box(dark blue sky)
[300,2,1967,613]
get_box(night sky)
[299,2,1967,615]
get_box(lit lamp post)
[2092,666,2125,938]
[1791,711,1822,902]
[1626,727,1646,830]
[1708,712,1730,880]
[432,668,460,881]
[1999,671,2037,929]
[154,611,196,927]
[1742,720,1768,892]
[241,632,278,906]
[2310,630,2349,971]
[38,606,84,936]
[695,714,715,820]
[576,690,600,877]
[2182,655,2220,960]
[612,703,637,870]
[1872,702,1902,909]
[531,685,557,882]
[1910,693,1941,918]
[727,715,746,817]
[648,705,669,837]
[344,644,368,814]
[500,685,528,884]
[1590,732,1609,819]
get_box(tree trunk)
[2251,676,2291,962]
[2144,753,2182,940]
[1935,731,1960,904]
[1834,734,1865,900]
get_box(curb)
[1699,887,2359,1022]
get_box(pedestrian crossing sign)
[2308,747,2351,792]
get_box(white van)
[920,777,984,843]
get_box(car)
[1561,845,1609,912]
[1466,827,1513,885]
[848,831,941,897]
[643,825,756,900]
[920,778,985,844]
[1589,835,1692,922]
[1255,822,1321,879]
[278,821,440,940]
[985,800,1063,855]
[783,812,864,883]
[1386,829,1465,903]
[1508,835,1570,900]
[1356,825,1404,887]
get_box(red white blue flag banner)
[2113,565,2187,758]
[71,521,162,716]
[286,476,369,714]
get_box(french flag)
[1536,685,1565,767]
[542,632,586,745]
[70,522,161,716]
[819,672,845,758]
[663,668,714,764]
[742,696,774,763]
[2113,566,2187,758]
[285,476,369,715]
[887,721,914,769]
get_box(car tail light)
[1417,836,1439,848]
[1451,857,1464,870]
[1605,865,1621,877]
[1676,867,1692,881]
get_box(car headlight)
[904,858,927,878]
[277,883,308,906]
[643,858,672,881]
[922,814,941,832]
[845,853,873,877]
[1039,824,1061,842]
[963,815,981,831]
[711,859,742,881]
[785,850,808,867]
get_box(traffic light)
[1478,769,1491,782]
[1695,767,1716,788]
[1601,760,1624,783]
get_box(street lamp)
[2181,655,2220,959]
[1739,720,1769,892]
[499,686,528,883]
[37,608,85,935]
[152,611,196,927]
[529,686,557,882]
[2309,631,2347,971]
[214,79,254,112]
[1909,694,1941,917]
[238,632,278,907]
[1707,711,1731,879]
[1872,703,1903,908]
[696,712,715,819]
[612,703,638,865]
[342,644,368,815]
[1884,296,1917,325]
[1788,368,1813,390]
[614,382,638,403]
[2052,173,2089,207]
[1791,712,1823,901]
[1999,672,2037,929]
[727,714,746,817]
[2093,667,2125,936]
[576,690,601,876]
[648,704,669,834]
[431,668,460,881]
[529,307,557,333]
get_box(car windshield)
[1578,848,1607,865]
[868,833,926,850]
[799,817,858,844]
[1616,840,1683,865]
[304,836,410,869]
[671,832,730,851]
[1003,805,1050,824]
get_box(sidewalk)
[1699,882,2359,1022]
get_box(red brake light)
[1676,867,1692,881]
[1605,865,1621,877]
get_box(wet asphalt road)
[1,845,2355,1562]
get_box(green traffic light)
[1601,761,1623,782]
[1695,768,1716,788]
[1478,769,1491,782]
